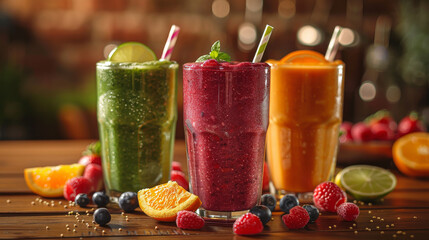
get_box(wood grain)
[0,140,429,240]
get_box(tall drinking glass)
[266,53,344,200]
[96,60,178,199]
[183,61,270,220]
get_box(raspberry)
[176,210,204,230]
[78,154,101,166]
[282,206,310,229]
[63,177,92,201]
[171,170,189,191]
[202,59,221,67]
[313,182,347,212]
[337,202,360,221]
[83,163,103,192]
[233,213,263,235]
[171,161,183,172]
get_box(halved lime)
[108,42,157,62]
[339,165,397,202]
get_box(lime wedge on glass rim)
[338,165,397,202]
[108,42,157,62]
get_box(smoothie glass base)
[196,208,249,222]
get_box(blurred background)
[0,0,428,140]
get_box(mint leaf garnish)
[217,52,231,62]
[211,41,221,52]
[196,40,231,62]
[196,55,212,62]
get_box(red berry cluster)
[340,110,426,143]
[313,182,360,221]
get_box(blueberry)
[279,194,299,213]
[118,192,139,212]
[92,192,109,207]
[260,194,276,212]
[303,204,319,223]
[249,205,272,225]
[93,208,111,226]
[75,193,90,207]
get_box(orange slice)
[280,50,327,64]
[24,164,85,197]
[393,132,429,177]
[138,181,202,222]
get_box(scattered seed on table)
[60,234,64,237]
[119,228,122,231]
[411,235,414,238]
[391,224,395,227]
[349,227,353,230]
[354,231,358,234]
[368,211,372,214]
[353,224,356,227]
[45,226,49,230]
[413,216,417,219]
[381,231,384,234]
[155,226,159,230]
[397,217,401,220]
[67,228,70,231]
[370,220,373,223]
[393,234,397,238]
[368,203,372,206]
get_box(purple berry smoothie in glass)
[183,59,270,220]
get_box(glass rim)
[267,60,344,69]
[183,61,270,70]
[96,60,178,69]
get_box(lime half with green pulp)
[108,42,157,62]
[338,165,397,202]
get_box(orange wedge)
[138,181,202,222]
[24,164,85,197]
[393,132,429,177]
[280,50,327,64]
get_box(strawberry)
[176,210,205,229]
[370,122,395,141]
[171,161,183,172]
[339,122,353,143]
[83,163,103,192]
[282,206,310,229]
[366,110,397,132]
[233,213,263,235]
[262,162,270,191]
[313,182,347,212]
[78,154,101,166]
[171,170,189,191]
[64,177,92,201]
[398,112,426,137]
[351,122,373,142]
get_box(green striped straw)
[252,25,274,63]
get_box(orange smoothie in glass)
[266,50,344,194]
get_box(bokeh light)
[359,81,376,102]
[297,25,323,46]
[339,28,356,46]
[212,0,230,19]
[278,0,296,19]
[103,44,117,59]
[238,22,257,51]
[386,85,401,103]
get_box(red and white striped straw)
[161,25,180,60]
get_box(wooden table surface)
[0,140,428,240]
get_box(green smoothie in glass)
[96,42,178,198]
